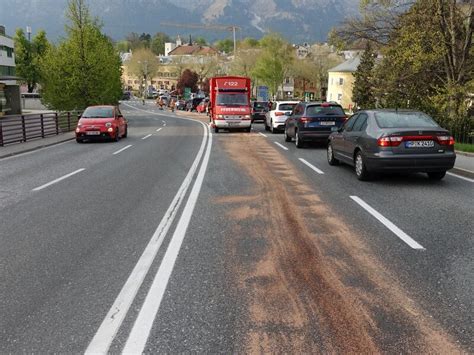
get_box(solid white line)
[258,132,267,137]
[298,158,325,175]
[142,134,153,140]
[122,122,212,354]
[32,168,85,191]
[350,196,425,250]
[156,128,162,132]
[85,112,209,355]
[274,142,288,151]
[447,172,474,183]
[112,144,133,155]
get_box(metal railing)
[0,111,80,146]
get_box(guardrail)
[0,111,80,146]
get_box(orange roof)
[168,45,218,56]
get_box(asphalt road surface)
[0,102,472,353]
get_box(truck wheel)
[246,127,251,132]
[214,126,219,133]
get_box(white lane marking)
[112,144,133,155]
[350,196,425,250]
[123,120,212,354]
[86,111,209,355]
[258,132,267,137]
[298,158,325,175]
[142,134,153,140]
[162,120,167,127]
[32,168,85,191]
[447,172,474,183]
[156,128,162,132]
[274,142,288,151]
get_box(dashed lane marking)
[298,158,325,175]
[32,168,85,191]
[274,142,289,151]
[142,134,153,140]
[112,145,133,155]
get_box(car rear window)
[82,107,114,118]
[278,103,297,111]
[306,105,345,116]
[253,102,267,109]
[375,112,439,128]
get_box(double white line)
[86,109,212,354]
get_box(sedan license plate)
[227,122,240,126]
[86,131,100,135]
[405,140,434,148]
[320,121,335,126]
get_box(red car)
[75,105,128,143]
[196,98,209,114]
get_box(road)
[0,102,472,353]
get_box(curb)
[455,150,474,157]
[0,135,75,160]
[450,167,474,180]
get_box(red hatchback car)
[76,105,128,143]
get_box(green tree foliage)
[177,69,198,94]
[39,0,122,110]
[126,48,159,85]
[215,39,234,54]
[116,40,131,53]
[151,32,171,55]
[195,37,207,46]
[14,29,50,92]
[352,42,376,108]
[252,34,293,98]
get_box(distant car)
[75,105,128,143]
[122,91,131,100]
[327,109,456,180]
[251,101,269,123]
[196,98,210,113]
[265,101,299,133]
[284,101,347,147]
[185,98,203,112]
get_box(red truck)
[209,76,252,133]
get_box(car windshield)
[278,103,297,111]
[306,105,345,116]
[217,93,248,106]
[375,112,439,128]
[82,107,114,118]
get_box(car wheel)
[284,128,292,142]
[245,127,251,132]
[214,126,219,133]
[295,130,304,148]
[264,120,270,131]
[327,143,339,166]
[355,151,371,181]
[114,128,120,142]
[427,171,446,180]
[122,125,128,138]
[76,138,83,143]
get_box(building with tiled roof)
[327,55,361,110]
[168,45,218,56]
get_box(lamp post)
[26,26,31,42]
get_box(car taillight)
[437,135,455,146]
[299,117,311,123]
[275,112,285,116]
[377,136,403,147]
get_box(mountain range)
[0,0,360,43]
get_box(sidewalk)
[0,132,75,159]
[452,151,474,178]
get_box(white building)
[0,25,20,115]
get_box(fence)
[0,111,80,146]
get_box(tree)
[14,29,50,92]
[151,32,171,55]
[177,69,198,94]
[39,0,122,110]
[252,34,293,98]
[352,42,376,108]
[195,37,207,46]
[215,39,234,54]
[125,48,159,90]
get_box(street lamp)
[26,26,31,42]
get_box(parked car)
[185,97,204,112]
[75,105,128,143]
[251,101,269,123]
[196,98,210,113]
[327,109,456,180]
[284,102,347,146]
[122,91,131,100]
[265,101,299,133]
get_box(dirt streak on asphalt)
[215,133,461,354]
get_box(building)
[0,25,21,116]
[327,55,361,110]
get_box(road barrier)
[0,111,80,146]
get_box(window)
[278,103,297,111]
[0,65,15,76]
[343,114,359,132]
[375,112,439,128]
[352,113,368,131]
[82,107,114,118]
[337,93,342,101]
[285,77,290,84]
[306,104,345,116]
[216,93,248,106]
[339,78,344,85]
